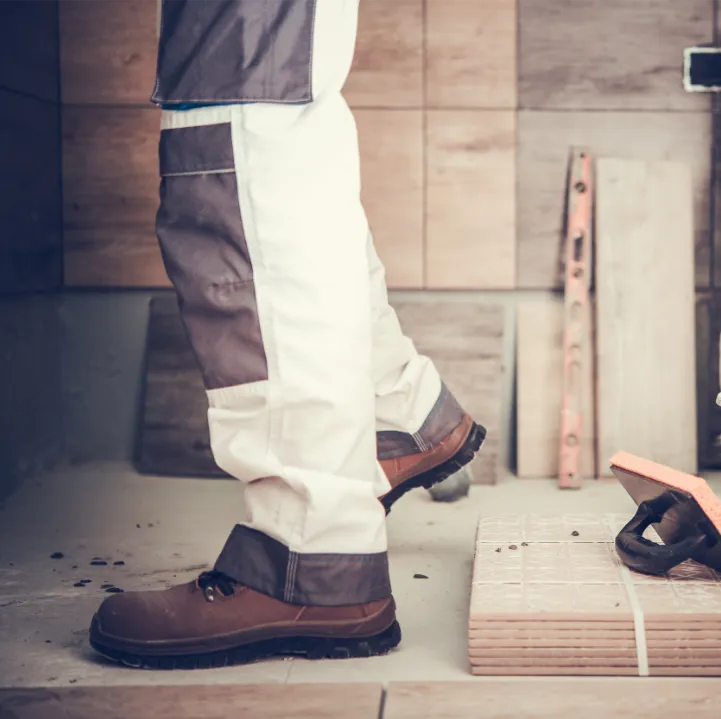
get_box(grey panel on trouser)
[156,123,268,390]
[376,383,466,460]
[152,0,317,105]
[214,524,392,606]
[376,431,422,461]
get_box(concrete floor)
[1,465,719,688]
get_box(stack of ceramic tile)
[469,514,721,676]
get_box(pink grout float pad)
[610,452,721,574]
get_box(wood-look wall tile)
[426,110,515,289]
[426,0,517,109]
[356,110,424,289]
[0,89,62,294]
[696,293,712,469]
[704,293,721,467]
[595,158,697,475]
[0,0,59,102]
[139,295,224,477]
[519,0,712,111]
[516,296,596,480]
[712,110,721,288]
[391,300,504,484]
[60,0,157,105]
[344,0,423,108]
[62,107,168,287]
[518,111,711,289]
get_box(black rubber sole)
[381,422,487,514]
[89,619,402,670]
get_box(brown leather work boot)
[379,414,486,513]
[89,571,400,669]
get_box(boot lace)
[197,570,238,602]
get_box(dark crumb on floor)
[495,548,502,553]
[50,552,64,559]
[509,545,518,550]
[79,579,92,584]
[521,542,529,547]
[47,677,57,683]
[90,560,108,566]
[105,587,124,593]
[571,530,580,537]
[113,560,125,566]
[45,640,52,643]
[69,679,78,684]
[136,524,141,529]
[615,602,620,607]
[73,582,86,588]
[413,573,428,579]
[9,563,13,567]
[71,565,78,569]
[148,523,154,528]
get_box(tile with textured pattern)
[469,514,721,676]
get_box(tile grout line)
[377,685,388,719]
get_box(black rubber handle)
[615,492,708,576]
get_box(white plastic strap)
[619,564,649,677]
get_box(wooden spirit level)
[559,149,593,489]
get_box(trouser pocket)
[152,0,317,106]
[156,122,268,390]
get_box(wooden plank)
[518,111,712,290]
[138,295,223,477]
[426,110,516,289]
[518,0,712,111]
[62,106,168,287]
[59,0,157,105]
[426,0,517,109]
[0,0,59,102]
[516,296,595,479]
[0,684,383,719]
[392,301,504,484]
[596,158,697,475]
[356,110,423,289]
[0,88,62,293]
[344,0,423,108]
